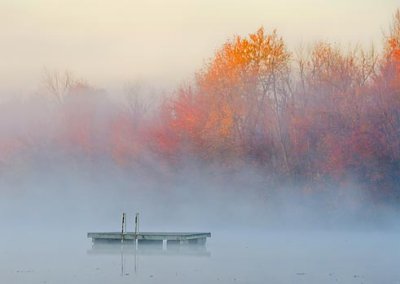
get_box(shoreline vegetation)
[1,9,400,205]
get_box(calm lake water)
[1,230,399,284]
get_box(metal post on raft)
[134,213,139,244]
[133,213,139,272]
[121,212,126,243]
[124,214,127,233]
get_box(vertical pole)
[134,212,139,247]
[121,212,126,243]
[133,213,138,273]
[137,213,139,233]
[124,213,128,233]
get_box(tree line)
[1,10,399,200]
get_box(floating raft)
[88,232,211,246]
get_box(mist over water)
[1,229,400,284]
[1,158,400,283]
[0,78,399,283]
[2,4,400,283]
[2,159,399,232]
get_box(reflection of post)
[134,245,137,274]
[120,246,124,276]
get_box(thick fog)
[0,87,399,231]
[1,157,400,283]
[0,92,399,283]
[1,159,399,233]
[2,2,400,283]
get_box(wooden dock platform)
[87,232,211,245]
[88,213,211,247]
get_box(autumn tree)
[163,28,292,170]
[289,41,378,183]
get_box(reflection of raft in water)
[87,213,211,248]
[87,242,211,257]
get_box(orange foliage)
[3,10,400,199]
[188,27,291,164]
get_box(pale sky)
[1,0,399,94]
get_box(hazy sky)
[1,0,399,94]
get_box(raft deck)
[88,232,211,245]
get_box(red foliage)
[2,9,400,199]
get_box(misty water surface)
[1,229,399,284]
[1,165,399,284]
